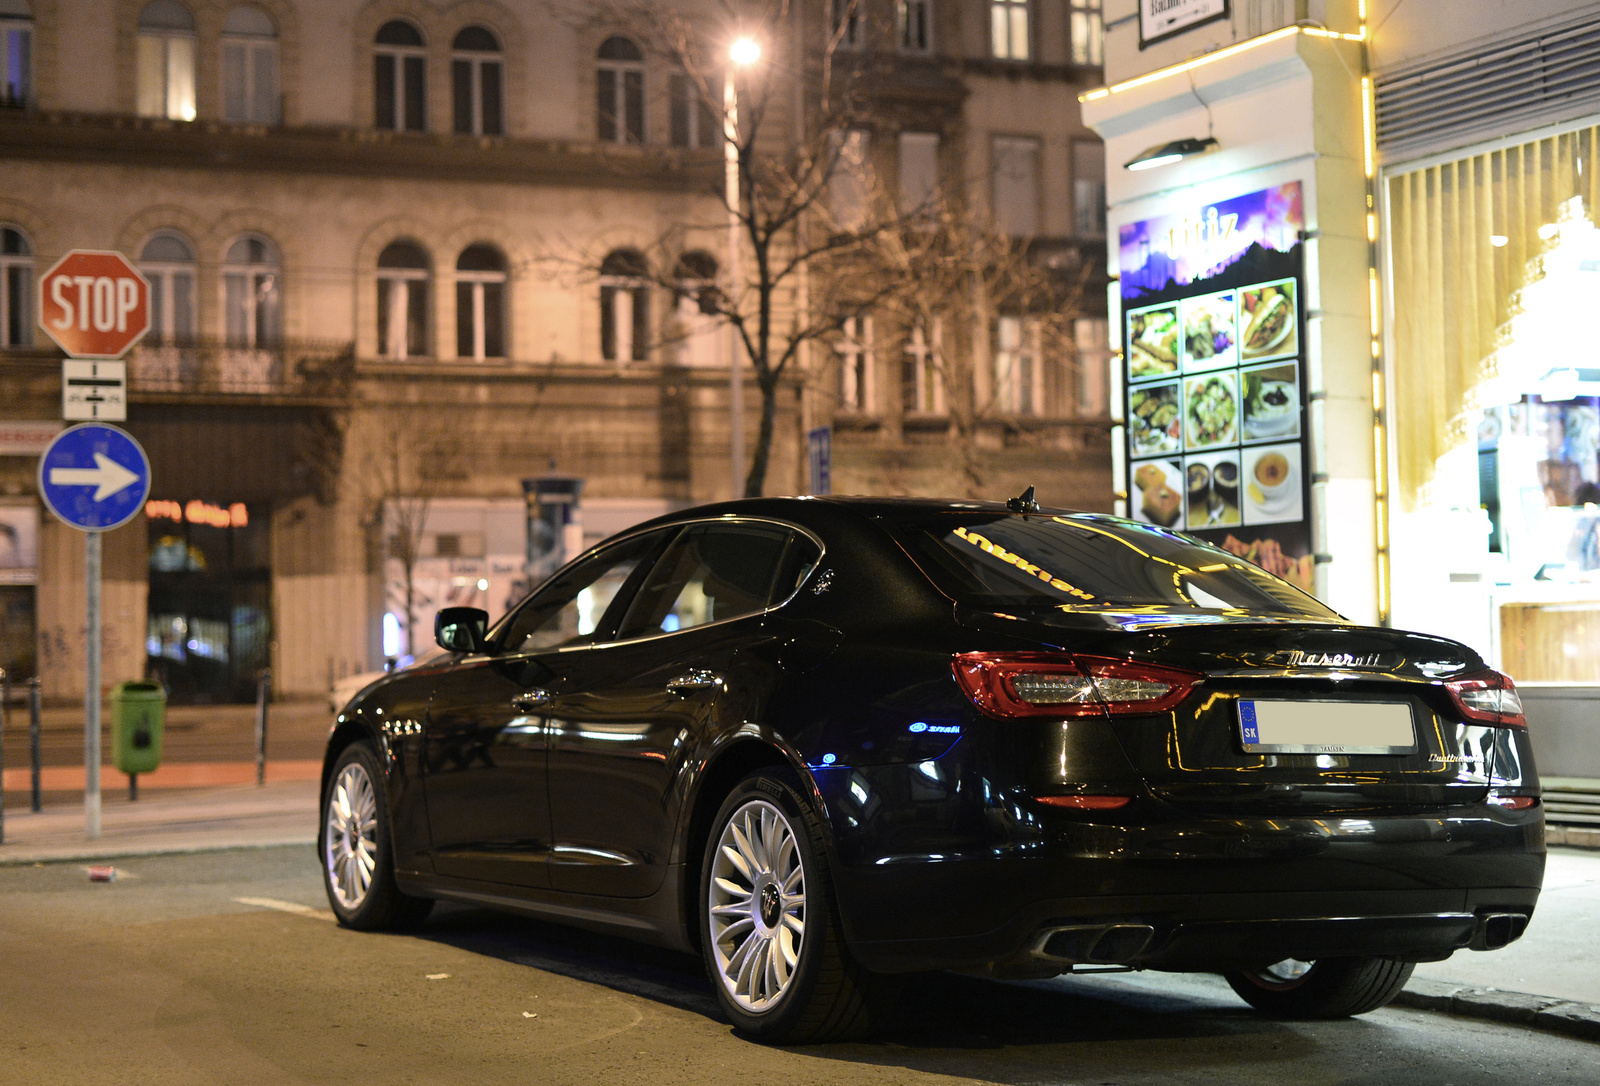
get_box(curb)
[1397,979,1600,1042]
[0,835,316,866]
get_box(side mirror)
[435,607,489,654]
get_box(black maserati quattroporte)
[320,496,1543,1042]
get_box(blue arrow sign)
[37,423,151,531]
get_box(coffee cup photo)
[1254,450,1292,500]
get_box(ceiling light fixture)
[1124,136,1219,172]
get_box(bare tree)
[545,0,919,496]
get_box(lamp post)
[725,36,760,498]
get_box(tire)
[699,770,893,1043]
[1225,956,1415,1018]
[320,742,433,931]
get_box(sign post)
[37,250,152,841]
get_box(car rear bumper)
[835,805,1546,974]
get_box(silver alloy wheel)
[707,797,808,1013]
[324,760,379,910]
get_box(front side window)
[222,234,281,347]
[836,314,873,412]
[1,0,32,109]
[377,240,430,360]
[375,19,425,132]
[992,135,1040,237]
[616,522,810,639]
[137,0,197,120]
[452,25,502,135]
[600,248,649,362]
[668,70,717,149]
[898,0,931,54]
[139,231,197,343]
[597,35,643,144]
[497,530,668,653]
[993,314,1038,415]
[455,243,506,359]
[1070,0,1103,66]
[0,224,32,348]
[990,0,1029,61]
[886,512,1340,618]
[221,5,278,123]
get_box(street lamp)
[726,36,760,498]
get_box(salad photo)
[1184,372,1239,450]
[1181,291,1238,372]
[1127,303,1180,380]
[1240,279,1298,359]
[1129,380,1182,455]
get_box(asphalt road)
[1,847,1595,1086]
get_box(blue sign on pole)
[37,423,151,531]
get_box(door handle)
[511,688,553,711]
[666,670,722,696]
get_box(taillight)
[953,652,1200,720]
[1443,670,1526,728]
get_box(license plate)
[1237,699,1415,755]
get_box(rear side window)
[616,521,807,639]
[885,512,1339,620]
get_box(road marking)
[426,973,450,980]
[232,896,335,922]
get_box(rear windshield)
[882,512,1340,620]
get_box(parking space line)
[232,896,335,922]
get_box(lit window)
[1,0,32,110]
[377,240,430,360]
[992,135,1040,237]
[669,71,718,149]
[452,25,503,136]
[831,0,862,49]
[222,234,281,348]
[137,1,197,120]
[600,249,650,362]
[898,0,931,54]
[1074,317,1109,417]
[1070,0,1103,67]
[138,231,197,343]
[375,19,426,132]
[597,36,644,144]
[221,5,278,123]
[0,224,32,348]
[902,322,944,415]
[1072,139,1106,236]
[994,315,1039,415]
[456,244,507,360]
[836,314,873,412]
[990,0,1028,61]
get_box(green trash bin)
[111,680,166,776]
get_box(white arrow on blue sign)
[37,423,151,531]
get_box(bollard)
[254,668,271,787]
[29,678,41,813]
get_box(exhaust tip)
[1037,923,1156,964]
[1476,912,1529,951]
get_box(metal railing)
[126,338,354,399]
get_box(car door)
[546,520,819,898]
[421,529,670,888]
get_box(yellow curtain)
[1387,125,1600,510]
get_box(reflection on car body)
[319,496,1544,1043]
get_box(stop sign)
[37,250,152,359]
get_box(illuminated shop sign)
[146,499,249,528]
[1120,182,1315,592]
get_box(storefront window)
[1387,124,1600,680]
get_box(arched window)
[137,1,197,120]
[221,5,279,124]
[1,0,33,110]
[377,240,430,360]
[451,25,502,136]
[597,36,643,144]
[222,234,281,347]
[455,244,506,360]
[668,250,719,366]
[0,224,32,347]
[139,231,197,343]
[375,19,425,132]
[600,248,649,362]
